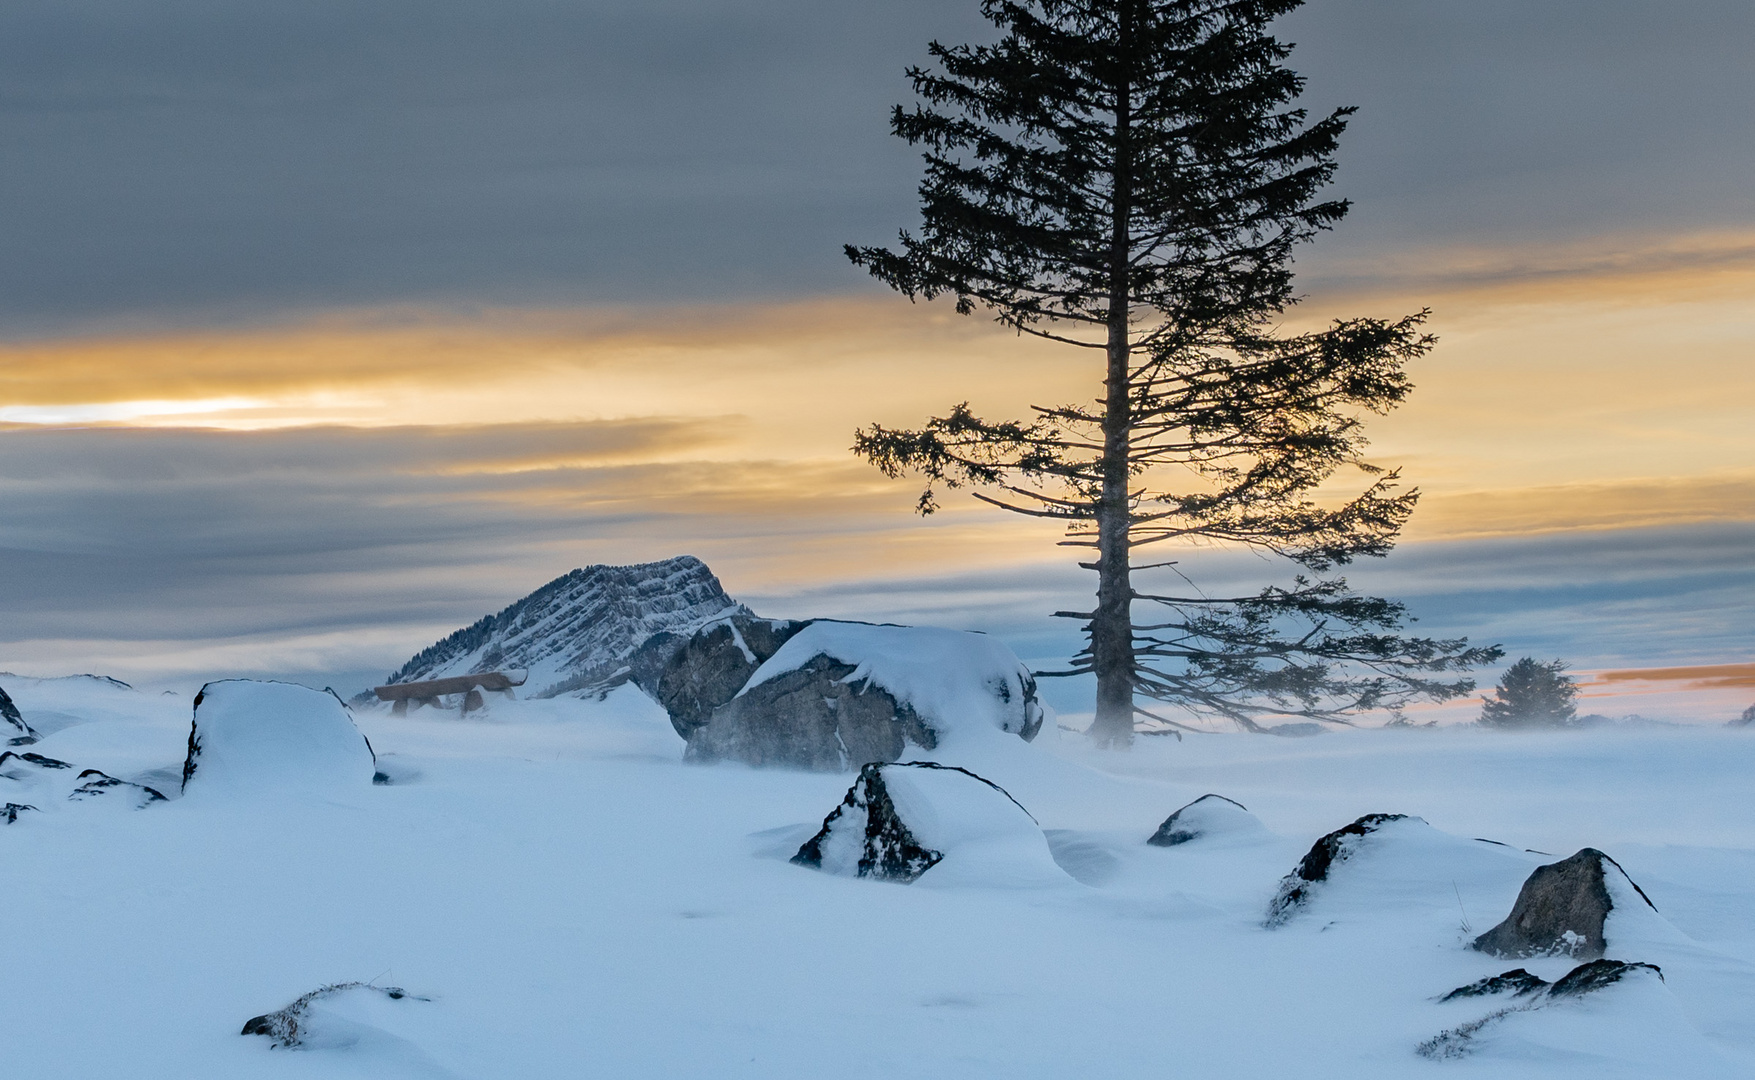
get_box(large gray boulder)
[684,621,1043,771]
[0,684,36,745]
[632,616,806,740]
[687,655,936,770]
[1472,847,1656,960]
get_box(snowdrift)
[792,761,1067,888]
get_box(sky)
[2,0,1752,721]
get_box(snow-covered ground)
[4,676,1753,1079]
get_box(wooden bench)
[373,670,528,716]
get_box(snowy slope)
[4,690,1754,1079]
[383,556,752,698]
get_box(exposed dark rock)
[241,982,423,1048]
[633,616,807,740]
[3,802,37,824]
[1420,959,1664,1059]
[686,654,936,770]
[1730,704,1755,728]
[792,761,1036,884]
[1472,848,1655,960]
[1,684,37,745]
[0,751,74,771]
[1548,958,1663,998]
[1440,968,1551,1002]
[1147,793,1254,847]
[69,769,168,807]
[1265,813,1411,925]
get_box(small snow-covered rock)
[1472,847,1658,960]
[688,621,1043,771]
[1420,959,1666,1060]
[791,761,1064,887]
[3,802,36,824]
[241,982,427,1048]
[68,768,168,808]
[183,680,379,795]
[1264,812,1413,925]
[1,684,37,745]
[1147,794,1263,847]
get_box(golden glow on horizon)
[3,232,1752,546]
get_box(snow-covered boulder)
[242,982,428,1049]
[687,621,1044,771]
[1,683,36,745]
[1472,847,1659,961]
[183,680,379,795]
[1147,794,1264,847]
[1265,813,1412,925]
[791,761,1065,887]
[633,615,806,740]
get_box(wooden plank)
[373,669,528,701]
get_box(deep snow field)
[5,674,1754,1079]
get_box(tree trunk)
[1087,7,1135,749]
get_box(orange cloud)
[1592,663,1755,690]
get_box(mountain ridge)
[383,556,752,699]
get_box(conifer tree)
[1478,658,1580,729]
[848,0,1498,744]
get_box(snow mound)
[1419,960,1709,1067]
[1265,814,1537,928]
[0,672,155,740]
[1147,794,1265,847]
[0,750,169,820]
[791,761,1066,888]
[241,983,459,1077]
[741,621,1043,743]
[183,680,379,795]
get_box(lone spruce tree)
[848,0,1498,745]
[1478,658,1579,729]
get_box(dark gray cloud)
[2,0,1750,332]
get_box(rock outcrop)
[1265,813,1412,925]
[69,768,168,808]
[1147,794,1261,847]
[0,684,36,745]
[241,982,425,1048]
[1472,847,1656,960]
[381,556,753,700]
[688,655,937,770]
[686,621,1043,771]
[792,761,1058,886]
[1420,959,1665,1060]
[183,680,379,794]
[632,615,806,740]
